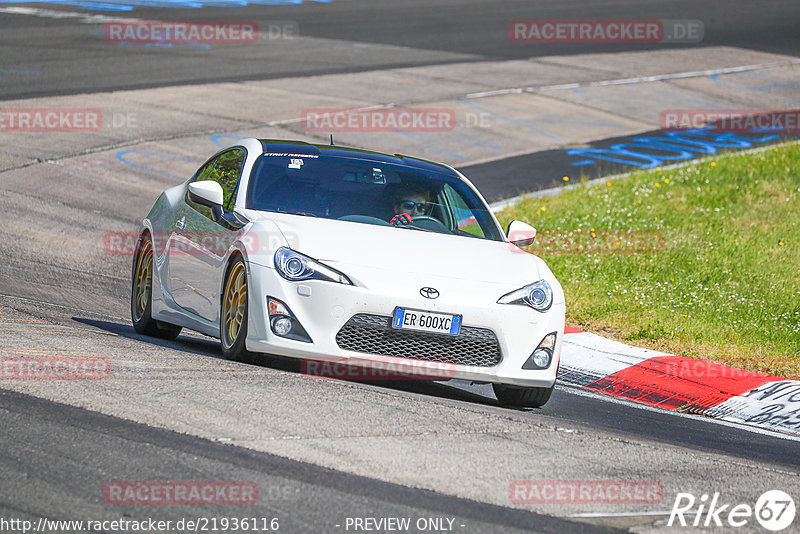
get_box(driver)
[390,186,432,227]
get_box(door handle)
[175,216,186,230]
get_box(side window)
[441,184,485,239]
[196,149,246,211]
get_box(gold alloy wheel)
[133,239,153,323]
[222,262,247,350]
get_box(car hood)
[244,211,542,287]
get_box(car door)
[166,148,246,323]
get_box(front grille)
[335,313,501,367]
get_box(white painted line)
[466,59,800,99]
[0,7,143,24]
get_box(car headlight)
[497,280,553,312]
[274,247,352,285]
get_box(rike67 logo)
[669,490,795,531]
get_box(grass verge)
[496,142,800,378]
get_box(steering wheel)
[407,215,452,234]
[409,215,440,224]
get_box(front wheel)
[220,256,255,363]
[493,383,554,408]
[131,233,182,340]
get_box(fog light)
[522,332,557,370]
[273,317,292,336]
[531,348,551,368]
[266,296,313,343]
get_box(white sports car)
[131,138,565,407]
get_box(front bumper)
[245,262,565,388]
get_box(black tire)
[131,233,182,340]
[493,383,554,408]
[220,256,256,363]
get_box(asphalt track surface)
[1,1,799,533]
[0,388,612,534]
[0,0,798,99]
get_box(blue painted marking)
[211,134,249,147]
[449,130,502,151]
[634,84,730,109]
[131,41,211,49]
[0,69,40,74]
[91,28,213,48]
[570,87,665,116]
[472,100,625,130]
[711,72,799,93]
[116,150,195,178]
[392,308,405,328]
[567,127,783,169]
[567,148,662,169]
[710,71,800,104]
[749,126,786,133]
[0,0,332,11]
[459,99,560,142]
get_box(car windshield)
[246,154,503,241]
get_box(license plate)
[391,307,462,336]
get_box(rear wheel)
[493,383,554,408]
[220,257,255,363]
[131,233,182,340]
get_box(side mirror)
[188,181,224,209]
[506,220,536,247]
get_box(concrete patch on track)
[1,46,797,178]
